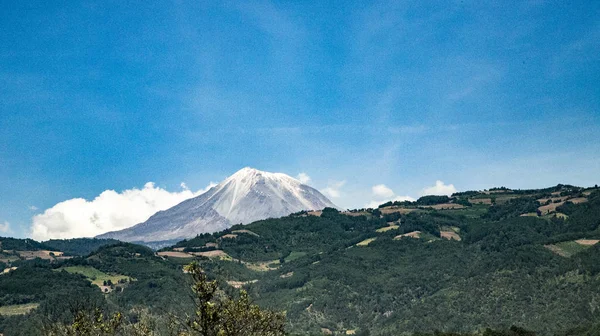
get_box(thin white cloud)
[364,200,383,209]
[393,195,416,202]
[296,172,311,185]
[365,183,415,208]
[0,221,11,234]
[198,182,218,194]
[30,182,216,241]
[421,180,457,196]
[28,205,38,211]
[372,184,394,199]
[321,180,346,199]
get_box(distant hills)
[97,167,340,243]
[158,184,600,335]
[2,184,600,335]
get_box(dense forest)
[1,185,600,335]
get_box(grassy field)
[0,303,39,316]
[555,241,593,256]
[245,259,280,272]
[58,266,131,286]
[285,251,307,262]
[443,204,489,218]
[376,225,399,232]
[356,238,377,246]
[421,232,441,242]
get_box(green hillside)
[43,238,120,256]
[1,185,600,335]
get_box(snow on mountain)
[97,167,340,242]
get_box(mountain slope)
[97,168,339,242]
[165,186,600,335]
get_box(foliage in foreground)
[41,262,286,336]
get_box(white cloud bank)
[421,180,457,196]
[30,182,217,241]
[0,221,11,234]
[372,184,394,199]
[365,184,415,209]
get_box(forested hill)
[1,184,600,335]
[163,185,600,335]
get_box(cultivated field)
[379,207,416,215]
[570,197,588,204]
[343,211,370,217]
[376,225,399,232]
[231,229,260,236]
[157,251,194,258]
[537,197,569,204]
[0,303,39,316]
[470,198,492,204]
[1,266,17,275]
[544,244,569,257]
[191,250,231,259]
[440,231,461,241]
[16,250,64,260]
[226,279,258,288]
[545,240,596,257]
[58,266,131,287]
[0,254,19,264]
[280,271,294,278]
[538,202,565,215]
[285,251,307,262]
[420,203,466,210]
[394,231,421,239]
[244,259,280,272]
[356,238,377,246]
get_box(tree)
[42,307,124,336]
[181,262,286,336]
[43,262,286,336]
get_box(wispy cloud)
[421,180,457,196]
[365,183,415,208]
[0,221,11,234]
[550,23,600,76]
[372,184,394,199]
[296,172,312,184]
[321,180,346,199]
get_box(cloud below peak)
[321,180,346,199]
[0,221,11,234]
[30,182,216,241]
[372,184,394,199]
[365,183,415,208]
[421,180,457,196]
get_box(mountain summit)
[97,167,339,242]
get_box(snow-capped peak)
[97,167,339,243]
[226,167,302,185]
[213,168,310,217]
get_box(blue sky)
[1,1,599,239]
